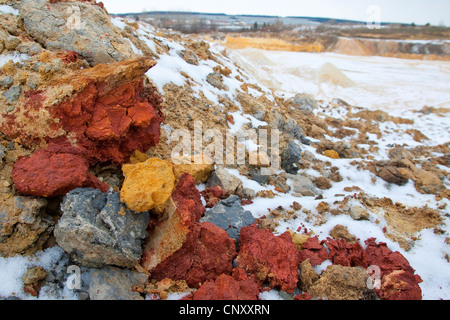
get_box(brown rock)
[308,265,370,300]
[298,259,320,292]
[0,194,53,257]
[376,166,409,185]
[329,225,358,243]
[414,169,444,194]
[314,176,332,190]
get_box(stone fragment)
[3,85,21,103]
[236,224,299,293]
[376,166,409,185]
[281,141,302,174]
[314,176,332,190]
[308,265,371,300]
[297,236,330,266]
[22,266,48,285]
[120,158,175,213]
[329,225,358,243]
[18,0,138,66]
[349,206,370,221]
[200,195,255,243]
[12,148,109,198]
[201,186,229,208]
[171,154,214,184]
[288,174,320,197]
[298,259,320,292]
[206,167,243,197]
[4,36,20,50]
[0,194,53,257]
[148,222,237,288]
[184,269,261,300]
[414,170,443,194]
[88,267,147,300]
[141,173,205,273]
[378,270,422,300]
[323,150,339,159]
[54,188,150,268]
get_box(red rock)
[297,236,330,266]
[294,293,313,300]
[59,51,79,64]
[236,224,299,293]
[52,77,163,165]
[149,222,237,288]
[172,173,205,222]
[184,269,261,300]
[201,186,229,208]
[9,58,164,198]
[325,238,367,268]
[364,238,415,276]
[141,173,205,273]
[12,147,109,197]
[378,270,423,300]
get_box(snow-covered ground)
[228,48,450,112]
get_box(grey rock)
[179,49,199,65]
[206,167,243,197]
[281,141,302,174]
[249,166,269,185]
[292,93,317,112]
[0,76,13,89]
[349,206,370,221]
[206,72,227,90]
[3,85,21,103]
[288,174,321,197]
[200,195,255,243]
[0,195,53,257]
[16,42,43,56]
[4,36,20,50]
[18,0,136,66]
[0,145,6,161]
[54,188,150,268]
[88,267,146,300]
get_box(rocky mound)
[0,0,448,301]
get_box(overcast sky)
[101,0,449,26]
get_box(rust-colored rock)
[142,174,234,288]
[12,146,109,197]
[236,224,299,293]
[8,58,164,198]
[297,236,330,267]
[201,186,229,208]
[184,269,261,300]
[378,270,423,300]
[149,222,237,288]
[120,158,175,213]
[326,238,368,268]
[140,173,204,272]
[364,238,416,276]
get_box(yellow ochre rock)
[120,158,175,213]
[323,150,340,159]
[171,154,214,184]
